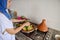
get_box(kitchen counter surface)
[15,23,60,40]
[15,28,60,40]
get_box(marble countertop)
[14,22,60,40]
[15,27,60,40]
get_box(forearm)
[6,25,25,35]
[6,22,30,35]
[13,25,25,34]
[11,19,25,22]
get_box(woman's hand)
[22,22,30,27]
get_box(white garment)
[0,13,15,40]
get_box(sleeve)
[0,36,3,40]
[0,13,13,33]
[0,27,3,40]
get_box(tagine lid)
[37,19,48,32]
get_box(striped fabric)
[0,13,15,40]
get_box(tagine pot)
[37,19,48,32]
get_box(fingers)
[23,22,30,26]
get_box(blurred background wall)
[10,0,60,31]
